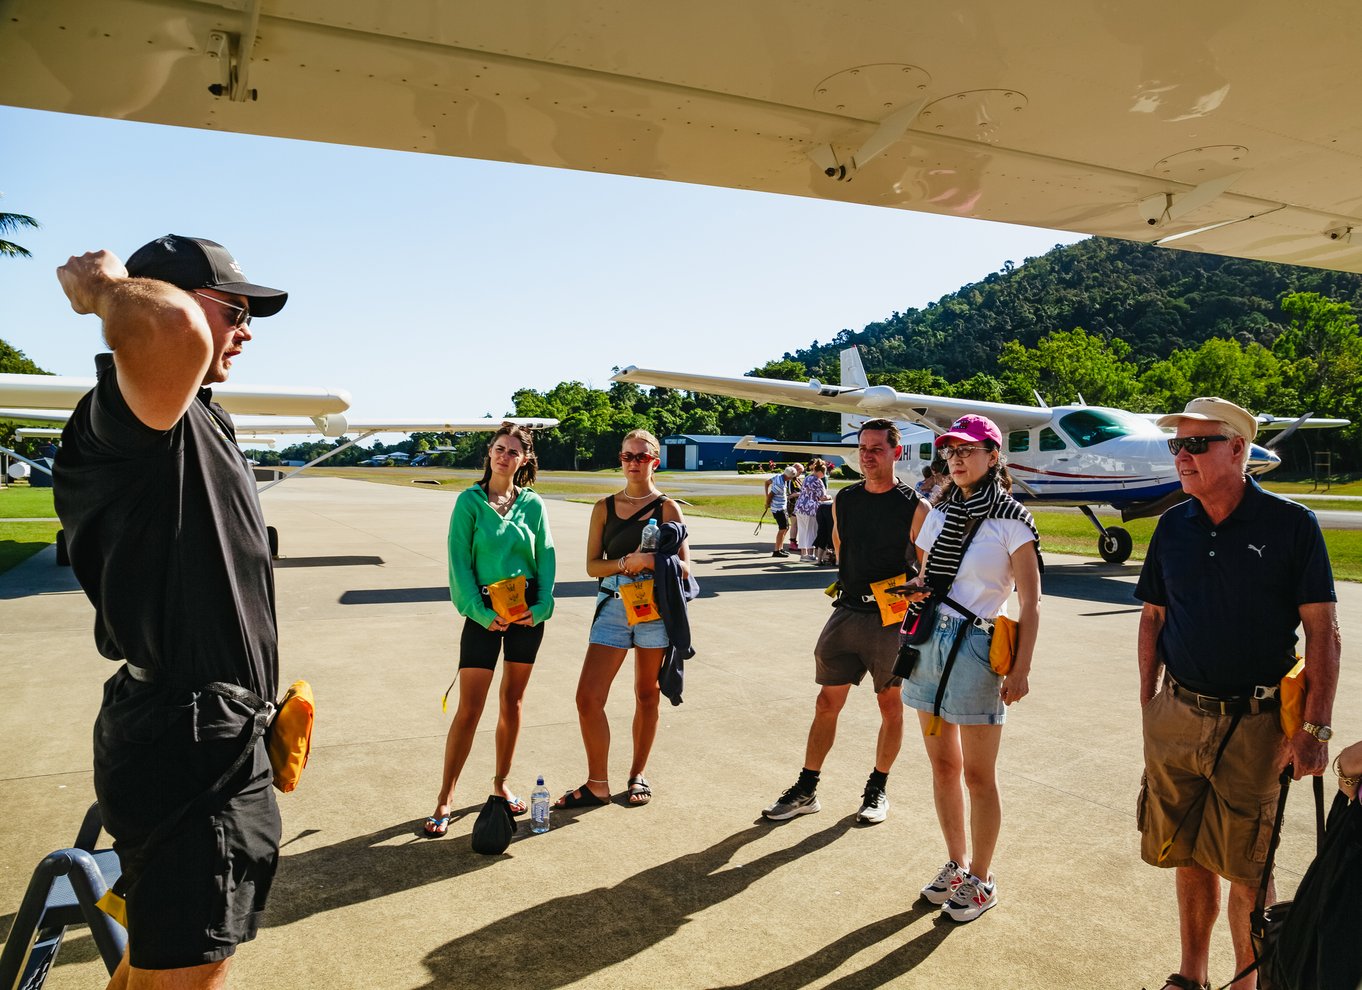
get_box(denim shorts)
[900,610,1005,725]
[589,574,670,650]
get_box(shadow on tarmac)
[711,901,954,990]
[415,819,859,989]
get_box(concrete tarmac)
[1,476,1357,989]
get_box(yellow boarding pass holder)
[1278,655,1306,737]
[869,573,910,627]
[620,579,660,625]
[484,575,530,623]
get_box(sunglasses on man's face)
[619,451,655,464]
[1167,435,1228,456]
[193,291,252,328]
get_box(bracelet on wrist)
[1334,754,1361,788]
[618,556,626,573]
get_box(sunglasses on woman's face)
[619,451,655,464]
[1167,435,1228,456]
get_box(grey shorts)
[814,606,902,693]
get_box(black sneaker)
[772,549,790,558]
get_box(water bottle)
[530,775,551,834]
[640,517,660,552]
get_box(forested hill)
[789,237,1362,383]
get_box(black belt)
[1169,677,1279,716]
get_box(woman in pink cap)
[897,414,1042,924]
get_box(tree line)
[4,236,1360,472]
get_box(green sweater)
[447,485,556,629]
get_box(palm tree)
[0,199,39,258]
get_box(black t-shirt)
[834,480,920,609]
[1135,477,1335,692]
[54,368,279,710]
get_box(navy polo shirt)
[1135,477,1335,693]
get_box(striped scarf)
[908,478,1039,617]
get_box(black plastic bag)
[470,795,517,855]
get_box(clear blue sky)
[1,105,1083,442]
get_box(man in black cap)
[53,236,288,989]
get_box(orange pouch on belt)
[620,579,660,625]
[1278,656,1306,737]
[485,575,530,623]
[869,574,910,627]
[989,615,1019,676]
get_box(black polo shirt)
[834,480,920,610]
[1134,476,1335,693]
[54,368,279,720]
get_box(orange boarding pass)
[620,579,660,625]
[869,573,910,627]
[485,575,530,623]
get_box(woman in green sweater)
[423,423,556,837]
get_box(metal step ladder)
[0,804,125,990]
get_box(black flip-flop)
[554,783,608,809]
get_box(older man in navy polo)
[1134,397,1340,990]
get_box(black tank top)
[834,480,920,609]
[602,495,666,559]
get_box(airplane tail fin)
[839,346,868,440]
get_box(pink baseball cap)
[935,414,1003,449]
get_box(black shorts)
[772,509,789,529]
[459,617,546,670]
[93,669,282,970]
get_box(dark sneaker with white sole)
[855,785,888,824]
[761,785,820,820]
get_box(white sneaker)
[855,785,888,824]
[920,860,966,905]
[942,873,996,922]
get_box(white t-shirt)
[916,508,1036,620]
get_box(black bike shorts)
[459,616,546,670]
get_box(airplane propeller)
[1262,411,1313,450]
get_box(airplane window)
[1008,430,1029,452]
[1039,427,1066,451]
[1057,408,1161,447]
[919,442,932,461]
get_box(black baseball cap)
[126,234,288,317]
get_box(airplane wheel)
[267,526,279,559]
[1098,527,1133,564]
[55,529,70,567]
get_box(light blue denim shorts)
[900,610,1006,725]
[589,574,671,650]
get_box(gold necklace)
[621,489,659,502]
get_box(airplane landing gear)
[1079,505,1133,564]
[1098,526,1133,563]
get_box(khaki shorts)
[814,606,902,694]
[1137,684,1285,885]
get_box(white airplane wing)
[612,366,1052,434]
[0,374,351,417]
[231,416,560,437]
[3,3,1361,272]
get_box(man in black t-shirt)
[762,418,927,826]
[53,235,288,989]
[1133,397,1340,990]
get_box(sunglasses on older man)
[1167,435,1228,456]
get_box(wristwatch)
[1302,721,1334,741]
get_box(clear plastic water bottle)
[530,775,551,834]
[640,517,660,552]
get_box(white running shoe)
[855,785,888,824]
[942,873,996,922]
[762,785,820,820]
[921,860,966,905]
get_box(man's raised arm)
[57,249,212,430]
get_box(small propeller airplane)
[613,348,1347,563]
[0,371,558,556]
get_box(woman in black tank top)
[554,429,691,810]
